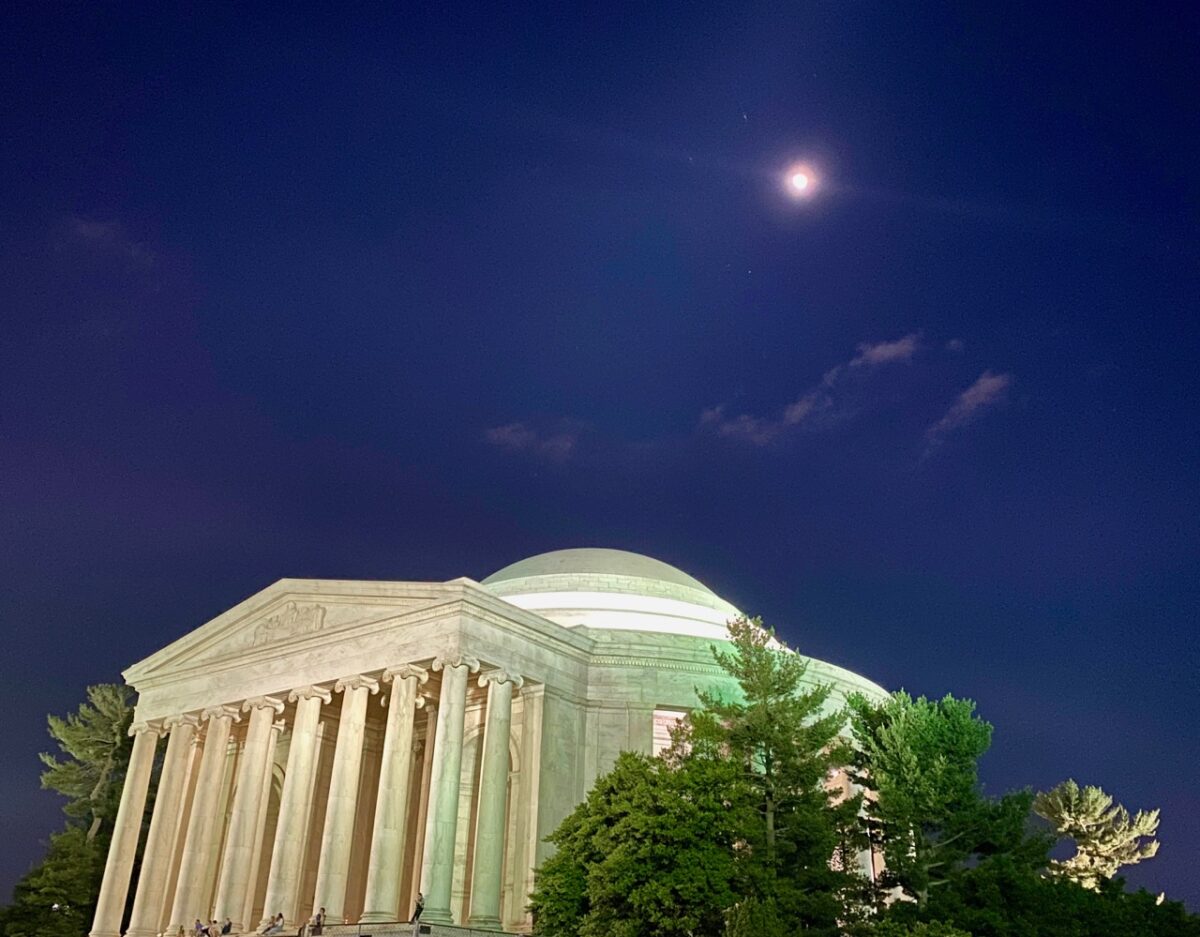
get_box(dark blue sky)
[2,1,1197,909]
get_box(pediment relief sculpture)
[251,601,327,647]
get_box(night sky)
[2,2,1197,910]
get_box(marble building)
[88,548,888,936]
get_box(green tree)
[40,683,136,840]
[688,616,862,933]
[900,853,1200,937]
[1033,779,1160,891]
[0,684,136,937]
[532,617,865,937]
[0,828,104,937]
[848,691,1031,906]
[530,752,744,937]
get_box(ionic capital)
[381,691,427,709]
[478,669,524,690]
[272,718,287,734]
[243,695,286,714]
[288,684,333,704]
[432,652,480,673]
[128,720,166,737]
[382,663,430,685]
[202,704,242,724]
[334,674,381,695]
[163,713,203,731]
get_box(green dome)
[483,547,716,595]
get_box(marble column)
[312,674,379,921]
[168,705,241,932]
[125,715,200,937]
[261,685,331,928]
[467,670,522,929]
[88,722,161,937]
[360,664,428,923]
[214,696,285,930]
[419,653,479,925]
[241,716,286,929]
[408,702,438,908]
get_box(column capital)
[272,718,287,734]
[202,704,243,723]
[478,669,524,690]
[288,684,333,704]
[432,652,480,673]
[128,720,166,738]
[382,663,429,684]
[382,693,426,710]
[334,674,381,694]
[163,713,203,730]
[243,695,286,714]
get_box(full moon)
[783,163,818,199]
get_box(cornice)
[589,655,727,675]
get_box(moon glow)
[784,163,818,199]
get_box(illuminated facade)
[89,548,887,936]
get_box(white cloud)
[849,333,921,367]
[924,371,1012,450]
[701,334,919,446]
[485,422,579,461]
[70,217,156,266]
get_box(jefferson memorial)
[89,548,887,936]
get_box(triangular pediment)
[125,578,468,684]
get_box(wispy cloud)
[701,333,921,445]
[485,422,580,461]
[849,334,921,368]
[69,217,156,266]
[924,370,1012,454]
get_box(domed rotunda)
[93,547,887,937]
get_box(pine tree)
[0,684,136,937]
[847,691,995,906]
[39,683,135,841]
[688,616,858,934]
[1033,779,1160,890]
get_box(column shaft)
[89,725,160,937]
[126,717,198,937]
[419,654,478,924]
[312,675,379,921]
[168,707,239,932]
[408,703,438,908]
[214,698,283,930]
[467,674,519,929]
[360,666,426,923]
[261,686,329,928]
[241,717,285,929]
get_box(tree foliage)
[1033,779,1160,890]
[532,617,865,937]
[0,827,104,937]
[530,752,744,937]
[1,684,136,937]
[847,690,1032,906]
[893,854,1200,937]
[40,683,135,841]
[687,616,862,933]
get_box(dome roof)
[481,547,740,639]
[484,548,716,594]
